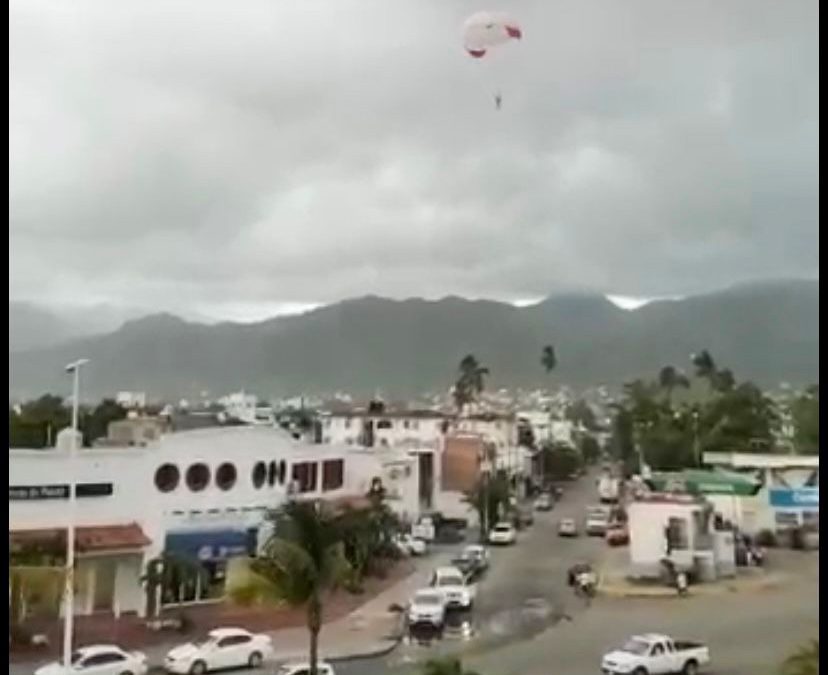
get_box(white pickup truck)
[601,633,710,675]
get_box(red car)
[605,523,629,546]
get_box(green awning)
[646,469,761,496]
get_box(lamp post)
[692,408,701,467]
[63,358,89,669]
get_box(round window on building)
[252,461,267,489]
[186,463,211,492]
[267,461,278,487]
[278,460,287,485]
[216,462,237,491]
[155,463,180,493]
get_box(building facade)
[9,426,387,620]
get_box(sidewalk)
[11,549,456,673]
[598,563,788,599]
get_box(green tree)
[610,407,638,476]
[337,497,400,585]
[81,399,128,446]
[541,344,557,375]
[9,394,71,448]
[780,640,818,675]
[701,382,779,454]
[235,501,349,675]
[566,399,597,431]
[453,354,489,413]
[791,387,819,455]
[422,657,481,675]
[539,441,582,481]
[464,472,511,540]
[580,434,601,465]
[658,366,690,405]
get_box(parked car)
[452,544,490,579]
[516,504,535,527]
[407,588,448,628]
[164,628,273,674]
[411,516,436,542]
[585,505,612,536]
[276,662,335,675]
[35,645,148,675]
[601,633,710,675]
[488,521,518,546]
[558,518,579,537]
[534,493,554,511]
[430,566,476,609]
[394,533,428,556]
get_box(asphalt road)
[332,474,819,675]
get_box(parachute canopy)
[462,11,523,59]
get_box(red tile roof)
[10,522,151,553]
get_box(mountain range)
[8,280,819,401]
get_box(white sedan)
[35,645,148,675]
[394,533,428,556]
[488,522,517,546]
[164,628,273,674]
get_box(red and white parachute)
[462,11,522,60]
[461,11,522,109]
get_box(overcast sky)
[10,0,819,321]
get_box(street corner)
[596,567,789,600]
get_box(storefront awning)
[10,522,151,553]
[645,469,762,497]
[165,529,257,562]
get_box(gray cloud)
[10,0,819,318]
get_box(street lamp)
[63,358,89,669]
[692,408,701,467]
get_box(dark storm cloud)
[9,0,819,318]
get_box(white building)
[702,452,819,535]
[115,391,147,410]
[627,494,735,581]
[9,425,393,620]
[319,408,448,450]
[217,391,275,426]
[516,410,552,446]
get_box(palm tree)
[454,354,489,414]
[241,500,349,675]
[658,366,690,405]
[541,344,557,375]
[422,657,482,675]
[781,640,819,675]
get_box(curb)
[598,573,785,599]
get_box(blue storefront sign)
[165,529,257,562]
[769,487,819,510]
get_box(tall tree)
[240,501,348,675]
[791,387,819,455]
[81,398,128,446]
[453,354,489,413]
[658,366,690,405]
[541,344,557,375]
